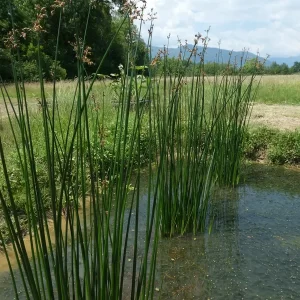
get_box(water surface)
[156,165,300,299]
[1,164,300,299]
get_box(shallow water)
[156,165,300,299]
[1,164,300,299]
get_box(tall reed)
[209,55,261,187]
[151,40,261,237]
[0,1,262,298]
[0,3,159,299]
[150,37,215,237]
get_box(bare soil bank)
[250,104,300,131]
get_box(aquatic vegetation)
[152,39,260,236]
[0,3,159,299]
[0,1,260,298]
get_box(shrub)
[21,60,40,81]
[268,131,300,164]
[244,127,300,165]
[243,127,278,160]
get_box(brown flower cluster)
[33,5,47,33]
[82,46,94,65]
[4,28,30,49]
[122,0,150,22]
[69,36,94,65]
[146,8,157,22]
[4,4,50,48]
[51,0,66,15]
[4,29,19,49]
[150,48,168,66]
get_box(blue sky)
[137,0,300,58]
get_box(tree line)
[152,57,300,77]
[242,59,300,75]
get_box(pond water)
[1,164,300,299]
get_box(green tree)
[108,14,148,73]
[267,62,281,75]
[0,0,146,80]
[291,61,300,73]
[0,0,29,80]
[279,63,290,75]
[243,58,265,75]
[204,62,228,75]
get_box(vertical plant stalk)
[0,3,160,300]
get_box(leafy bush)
[268,131,300,164]
[244,127,300,164]
[243,127,277,160]
[20,60,40,81]
[16,43,67,81]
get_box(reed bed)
[151,41,259,237]
[0,2,260,299]
[0,6,160,299]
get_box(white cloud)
[137,0,300,57]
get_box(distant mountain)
[268,56,300,67]
[150,45,300,67]
[150,45,270,66]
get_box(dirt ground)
[1,102,300,131]
[250,104,300,131]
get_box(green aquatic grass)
[0,6,159,300]
[210,71,259,187]
[0,1,262,298]
[150,40,260,236]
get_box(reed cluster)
[151,39,258,236]
[0,2,260,298]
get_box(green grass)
[254,75,300,105]
[0,82,54,104]
[2,74,300,107]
